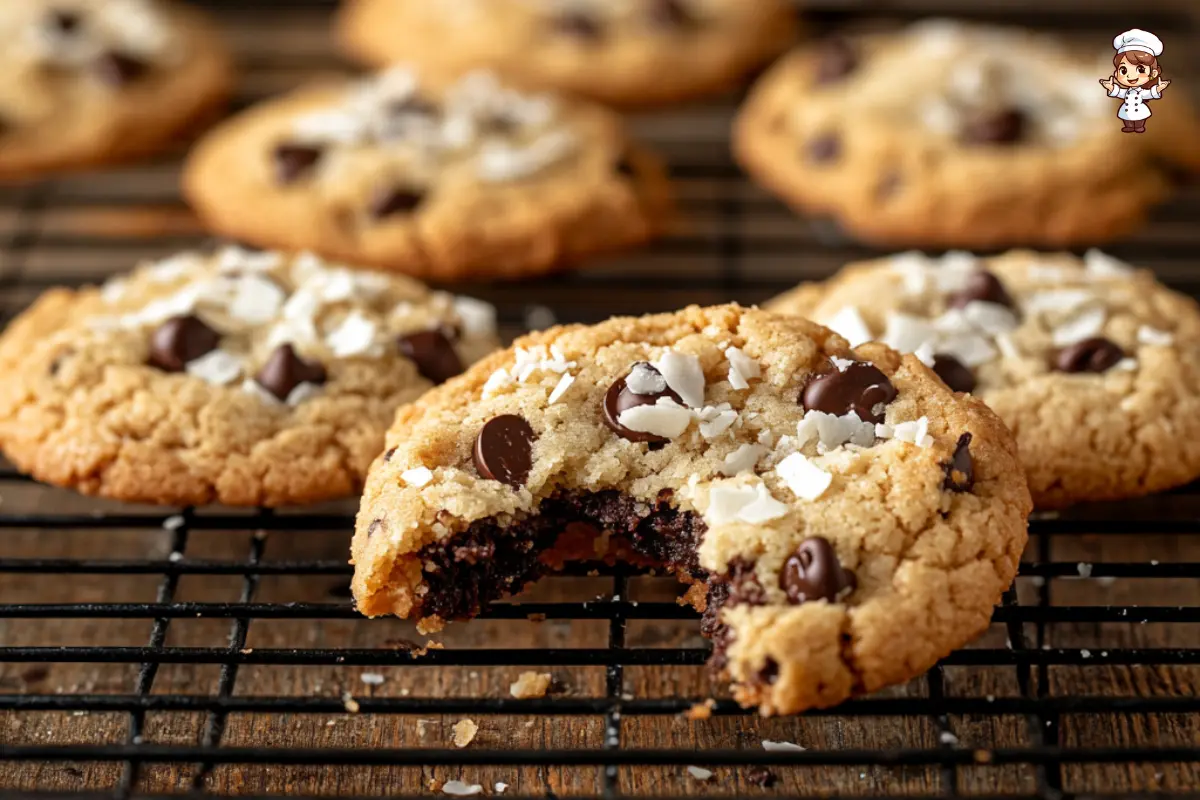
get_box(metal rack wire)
[1,1,1199,798]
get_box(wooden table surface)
[1,3,1199,797]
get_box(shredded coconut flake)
[617,398,693,439]
[686,766,714,781]
[1051,307,1106,347]
[185,349,243,386]
[1137,325,1173,346]
[402,467,434,487]
[775,453,833,500]
[453,296,497,338]
[360,673,385,686]
[626,363,667,395]
[228,274,286,325]
[794,410,876,452]
[442,781,484,797]
[651,350,706,408]
[721,444,769,477]
[704,482,788,526]
[824,306,872,347]
[724,346,761,390]
[326,311,379,357]
[696,404,738,439]
[877,417,934,448]
[762,740,806,752]
[1084,249,1133,279]
[548,373,574,404]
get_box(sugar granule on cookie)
[0,246,499,507]
[352,304,1030,715]
[768,249,1200,509]
[183,66,672,282]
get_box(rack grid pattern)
[1,2,1199,798]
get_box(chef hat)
[1113,29,1163,57]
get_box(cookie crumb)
[452,718,479,748]
[341,692,360,713]
[510,671,553,699]
[683,699,715,720]
[442,780,484,796]
[761,740,805,752]
[686,766,714,781]
[746,766,777,788]
[494,782,509,794]
[360,672,385,686]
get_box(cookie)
[335,0,796,109]
[767,249,1200,509]
[352,304,1030,715]
[182,67,672,282]
[734,20,1200,248]
[0,246,500,507]
[0,0,232,180]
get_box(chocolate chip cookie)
[182,67,673,282]
[0,246,500,507]
[336,0,796,109]
[352,304,1031,715]
[767,250,1200,509]
[734,20,1200,248]
[0,0,232,179]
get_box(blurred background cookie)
[183,67,673,281]
[0,0,232,179]
[336,0,796,108]
[735,20,1200,249]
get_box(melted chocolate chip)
[931,354,976,394]
[756,657,780,685]
[615,152,636,178]
[93,51,149,87]
[1054,337,1125,374]
[648,0,694,29]
[551,10,602,40]
[254,344,327,400]
[807,133,841,163]
[948,269,1015,311]
[943,433,974,493]
[369,185,425,219]
[780,537,856,604]
[801,361,897,424]
[398,329,464,385]
[384,447,397,462]
[602,364,683,444]
[366,518,385,538]
[816,37,858,83]
[148,315,220,372]
[473,414,536,488]
[272,142,322,184]
[963,108,1026,145]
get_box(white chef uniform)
[1109,29,1164,122]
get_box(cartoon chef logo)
[1100,29,1171,133]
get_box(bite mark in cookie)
[352,304,1030,714]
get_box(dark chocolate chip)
[366,518,385,538]
[384,447,397,462]
[747,767,777,789]
[931,354,976,394]
[272,142,323,185]
[779,536,857,604]
[1054,337,1125,374]
[943,433,974,493]
[948,269,1015,311]
[615,152,636,178]
[602,363,683,444]
[963,108,1026,145]
[93,51,149,87]
[148,315,220,372]
[648,0,695,29]
[816,37,858,83]
[807,132,841,163]
[801,361,897,424]
[551,10,602,40]
[473,414,536,488]
[254,344,327,400]
[46,9,82,35]
[369,184,425,219]
[398,328,464,385]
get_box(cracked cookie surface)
[352,304,1030,715]
[768,250,1200,509]
[734,20,1200,248]
[183,67,672,282]
[0,0,232,179]
[0,246,499,507]
[336,0,795,109]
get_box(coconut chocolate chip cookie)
[734,20,1200,248]
[352,304,1030,715]
[336,0,796,109]
[183,67,672,282]
[0,246,499,507]
[0,0,232,179]
[767,250,1200,509]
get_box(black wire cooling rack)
[1,1,1200,798]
